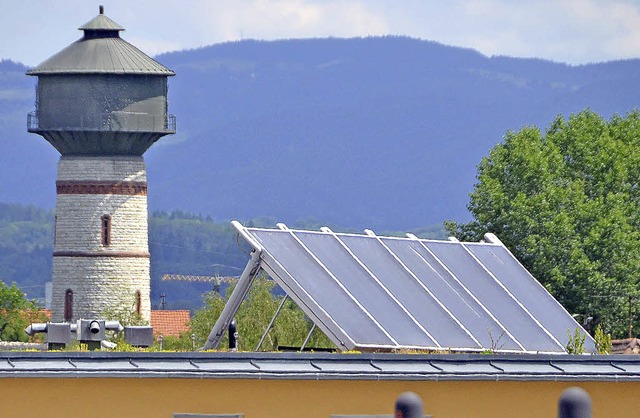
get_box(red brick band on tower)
[56,181,147,196]
[53,251,150,258]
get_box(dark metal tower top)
[26,6,176,156]
[27,6,174,76]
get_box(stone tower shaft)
[52,156,151,321]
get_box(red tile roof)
[612,338,640,354]
[6,308,50,322]
[39,309,51,321]
[150,310,191,337]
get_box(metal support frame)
[255,294,289,351]
[300,323,316,351]
[199,221,264,351]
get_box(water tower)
[27,6,175,323]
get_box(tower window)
[64,289,73,321]
[135,290,142,316]
[101,214,111,246]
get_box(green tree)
[594,324,612,354]
[190,288,227,347]
[190,275,334,351]
[101,286,149,327]
[447,109,640,338]
[0,280,46,341]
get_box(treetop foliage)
[448,109,640,337]
[190,275,334,351]
[0,280,46,342]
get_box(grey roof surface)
[26,10,174,75]
[0,352,639,381]
[223,223,595,354]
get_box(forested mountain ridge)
[0,203,53,300]
[0,203,445,308]
[0,203,248,308]
[2,37,640,230]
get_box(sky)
[2,0,640,66]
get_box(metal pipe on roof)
[228,319,238,351]
[24,323,47,336]
[105,320,124,333]
[25,321,119,338]
[101,340,117,349]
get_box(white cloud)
[412,0,640,64]
[2,0,640,65]
[597,2,640,60]
[193,0,389,41]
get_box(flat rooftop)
[1,352,639,381]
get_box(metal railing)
[27,111,176,133]
[27,112,38,131]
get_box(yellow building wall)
[1,378,638,418]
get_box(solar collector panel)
[337,234,480,349]
[382,238,523,351]
[294,231,438,348]
[465,244,594,352]
[425,241,564,352]
[205,222,595,354]
[252,230,396,347]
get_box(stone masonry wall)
[51,257,151,321]
[57,156,147,182]
[52,156,151,323]
[55,194,148,251]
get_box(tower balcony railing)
[28,111,176,133]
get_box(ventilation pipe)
[25,322,77,350]
[25,320,121,337]
[228,319,238,351]
[24,323,48,336]
[25,322,79,336]
[77,319,123,350]
[101,340,117,349]
[105,320,124,333]
[26,319,123,351]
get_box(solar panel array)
[232,222,595,353]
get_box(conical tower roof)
[78,7,125,31]
[26,6,174,75]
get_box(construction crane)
[161,274,238,284]
[160,274,239,303]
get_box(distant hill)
[2,37,640,230]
